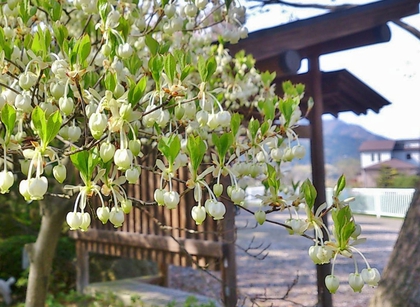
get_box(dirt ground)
[169,207,403,307]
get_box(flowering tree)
[0,0,379,306]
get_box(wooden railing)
[246,186,415,218]
[326,188,415,218]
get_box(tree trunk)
[369,186,420,307]
[25,196,71,307]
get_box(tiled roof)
[365,158,418,170]
[359,140,396,152]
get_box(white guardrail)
[246,187,416,218]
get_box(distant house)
[359,139,420,187]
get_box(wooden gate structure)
[69,149,237,306]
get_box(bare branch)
[393,19,420,40]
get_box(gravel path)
[169,207,403,307]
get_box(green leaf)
[230,113,241,136]
[248,118,260,142]
[261,71,276,88]
[212,132,233,164]
[31,107,47,145]
[158,135,180,166]
[70,149,100,185]
[128,76,147,106]
[104,71,117,92]
[334,175,346,197]
[186,135,206,175]
[1,104,16,143]
[145,35,159,56]
[45,111,62,145]
[258,98,276,121]
[19,0,33,24]
[331,206,355,250]
[49,0,62,22]
[149,55,164,86]
[180,65,194,82]
[301,179,317,210]
[264,163,279,193]
[197,56,207,82]
[205,56,217,82]
[77,34,91,64]
[164,53,176,84]
[260,121,270,137]
[279,97,294,126]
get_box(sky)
[245,0,420,140]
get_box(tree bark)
[369,186,420,307]
[25,196,71,307]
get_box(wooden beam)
[299,24,391,58]
[308,55,332,307]
[70,230,225,258]
[228,0,419,61]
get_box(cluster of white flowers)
[0,0,378,294]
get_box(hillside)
[298,119,387,165]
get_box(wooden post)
[308,55,333,307]
[75,240,89,293]
[220,201,237,307]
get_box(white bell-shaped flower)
[89,113,108,140]
[325,275,340,294]
[207,201,226,220]
[191,205,206,225]
[154,188,165,206]
[96,206,110,224]
[100,142,115,163]
[114,148,133,170]
[19,179,31,201]
[292,145,305,159]
[125,167,140,184]
[28,176,48,200]
[164,191,179,209]
[109,206,124,227]
[0,170,14,194]
[66,211,82,230]
[79,212,91,231]
[348,273,364,293]
[230,187,245,204]
[361,268,381,287]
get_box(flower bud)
[213,183,223,197]
[184,3,197,17]
[164,3,176,18]
[117,43,133,59]
[109,206,124,227]
[196,110,208,126]
[53,164,67,183]
[129,139,141,157]
[50,82,65,100]
[325,275,340,294]
[96,206,110,224]
[15,94,33,113]
[191,205,206,225]
[121,199,132,214]
[254,210,266,225]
